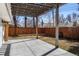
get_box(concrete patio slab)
[47,48,75,56]
[10,42,34,56]
[4,38,33,44]
[25,39,55,56]
[8,39,76,56]
[58,52,76,56]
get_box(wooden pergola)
[11,3,64,48]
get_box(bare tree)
[52,9,54,26]
[41,18,44,28]
[48,12,51,28]
[72,13,77,26]
[66,14,71,22]
[61,14,64,24]
[72,13,77,19]
[33,17,35,28]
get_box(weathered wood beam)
[4,22,9,41]
[13,16,17,36]
[2,20,9,41]
[33,17,35,28]
[11,4,52,16]
[11,3,53,9]
[55,4,59,48]
[11,5,49,13]
[36,16,38,39]
[11,3,64,17]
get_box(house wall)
[0,18,3,48]
[0,3,12,22]
[0,3,12,48]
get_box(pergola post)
[36,16,38,39]
[33,17,35,28]
[13,16,17,36]
[55,4,60,48]
[2,20,9,41]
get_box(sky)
[41,3,79,23]
[59,3,78,17]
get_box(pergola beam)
[55,4,59,48]
[33,17,35,28]
[36,16,38,39]
[13,16,17,36]
[11,3,64,17]
[11,4,49,16]
[2,20,9,41]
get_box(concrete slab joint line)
[24,42,36,56]
[42,47,58,56]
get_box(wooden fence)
[8,26,79,39]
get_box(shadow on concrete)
[42,47,58,56]
[4,44,11,56]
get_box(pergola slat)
[11,3,63,16]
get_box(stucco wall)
[0,3,12,22]
[0,3,12,48]
[0,18,3,48]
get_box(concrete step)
[0,44,8,56]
